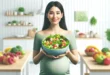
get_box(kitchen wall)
[0,0,110,50]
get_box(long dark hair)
[42,1,67,30]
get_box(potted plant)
[7,22,12,26]
[18,7,25,15]
[105,29,110,41]
[12,20,18,26]
[90,16,97,26]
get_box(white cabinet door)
[3,39,34,51]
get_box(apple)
[105,52,110,57]
[3,53,8,57]
[89,48,95,52]
[8,53,19,62]
[3,55,14,65]
[95,55,106,64]
[16,51,22,55]
[16,51,24,59]
[7,57,14,64]
[3,56,8,64]
[103,57,110,65]
[92,52,103,60]
[21,50,25,55]
[93,52,98,59]
[0,56,4,64]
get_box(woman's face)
[47,6,63,25]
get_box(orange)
[93,52,103,60]
[93,53,99,60]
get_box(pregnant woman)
[33,1,79,75]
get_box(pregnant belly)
[40,56,70,75]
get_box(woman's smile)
[52,18,58,22]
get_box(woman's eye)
[57,13,60,14]
[49,12,53,14]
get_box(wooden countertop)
[76,37,101,40]
[0,51,32,72]
[3,37,101,40]
[3,37,34,40]
[79,52,110,72]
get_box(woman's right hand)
[41,50,58,59]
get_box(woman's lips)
[52,19,58,22]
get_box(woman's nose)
[53,14,57,18]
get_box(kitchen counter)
[3,37,33,40]
[3,37,102,51]
[3,37,101,40]
[0,51,32,75]
[79,52,110,75]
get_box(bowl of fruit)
[85,46,100,56]
[42,34,69,56]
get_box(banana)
[86,45,100,52]
[4,47,12,53]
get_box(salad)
[42,34,69,49]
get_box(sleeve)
[69,32,77,50]
[33,33,42,51]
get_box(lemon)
[0,52,3,56]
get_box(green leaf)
[90,16,97,26]
[105,29,110,41]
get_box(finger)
[53,56,59,59]
[48,55,57,58]
[58,54,65,57]
[46,55,55,58]
[56,55,63,58]
[51,55,57,58]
